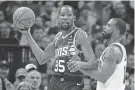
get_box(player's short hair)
[58,5,75,15]
[113,18,126,35]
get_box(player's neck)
[108,37,120,45]
[62,25,75,36]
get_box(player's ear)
[117,29,120,35]
[115,28,119,33]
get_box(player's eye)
[36,77,39,79]
[60,13,65,17]
[107,24,110,27]
[31,76,35,79]
[67,14,72,16]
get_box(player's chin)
[31,84,39,88]
[61,26,69,30]
[101,30,106,36]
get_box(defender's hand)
[67,60,81,72]
[67,55,81,72]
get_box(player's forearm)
[79,60,98,70]
[80,38,96,64]
[80,69,108,83]
[25,32,46,64]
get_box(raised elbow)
[38,53,51,65]
[36,54,46,65]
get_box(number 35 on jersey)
[54,59,65,73]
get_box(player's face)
[102,19,116,39]
[27,71,41,89]
[58,7,75,31]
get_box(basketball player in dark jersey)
[18,5,95,90]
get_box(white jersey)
[97,42,127,90]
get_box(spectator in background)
[0,22,10,39]
[0,60,14,90]
[90,25,103,43]
[0,60,9,79]
[112,2,127,19]
[121,32,134,53]
[0,9,11,26]
[31,25,45,48]
[5,1,23,23]
[0,10,5,23]
[0,22,18,44]
[100,1,112,25]
[76,5,98,35]
[14,68,28,88]
[35,16,44,28]
[94,42,106,59]
[112,1,134,32]
[16,81,31,90]
[77,1,85,11]
[51,1,64,27]
[25,64,37,73]
[127,52,134,70]
[26,62,48,90]
[76,6,90,33]
[87,11,97,34]
[25,63,47,90]
[42,36,51,49]
[40,1,55,22]
[27,70,41,90]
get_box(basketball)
[13,7,35,30]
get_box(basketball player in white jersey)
[67,18,127,90]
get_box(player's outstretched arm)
[19,29,55,65]
[80,45,122,83]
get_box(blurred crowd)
[0,1,134,90]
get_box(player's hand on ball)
[17,28,31,35]
[13,7,35,36]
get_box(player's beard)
[61,23,71,31]
[102,30,112,40]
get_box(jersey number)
[54,60,65,73]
